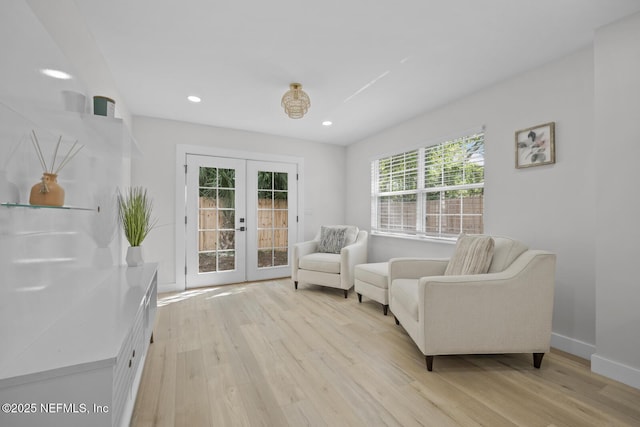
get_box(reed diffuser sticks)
[30,130,84,175]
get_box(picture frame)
[515,122,555,168]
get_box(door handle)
[236,226,246,231]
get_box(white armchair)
[389,235,556,371]
[292,225,368,298]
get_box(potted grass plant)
[117,187,157,267]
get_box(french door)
[246,161,298,282]
[185,155,297,288]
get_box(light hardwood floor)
[131,279,640,427]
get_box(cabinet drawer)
[130,305,145,377]
[112,303,145,427]
[112,329,133,427]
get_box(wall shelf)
[1,202,100,212]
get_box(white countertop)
[0,263,157,388]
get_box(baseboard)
[158,282,183,294]
[592,354,640,390]
[550,332,596,360]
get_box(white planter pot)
[126,246,144,267]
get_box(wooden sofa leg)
[294,281,298,290]
[344,289,348,299]
[383,305,388,316]
[425,356,434,371]
[533,352,545,369]
[394,316,399,325]
[357,293,362,303]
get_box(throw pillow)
[318,226,348,254]
[444,234,495,276]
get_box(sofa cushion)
[488,236,528,273]
[391,279,419,321]
[444,234,495,276]
[299,252,341,274]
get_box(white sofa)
[292,226,368,298]
[389,235,556,371]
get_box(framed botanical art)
[515,122,555,168]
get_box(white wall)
[346,48,598,358]
[592,12,640,389]
[27,0,132,125]
[132,116,346,290]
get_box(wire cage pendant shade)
[281,83,310,119]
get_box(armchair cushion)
[299,253,341,274]
[444,234,495,276]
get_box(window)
[371,132,484,240]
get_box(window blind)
[371,132,484,240]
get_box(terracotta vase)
[29,173,65,206]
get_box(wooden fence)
[198,198,289,251]
[378,196,483,234]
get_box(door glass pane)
[218,251,235,271]
[274,172,288,190]
[256,170,288,269]
[218,190,235,208]
[274,191,288,201]
[218,211,235,229]
[200,167,217,187]
[273,249,288,267]
[218,168,235,188]
[258,229,273,249]
[258,210,273,228]
[198,166,236,274]
[258,191,272,201]
[218,231,235,250]
[274,209,288,227]
[274,229,288,247]
[199,231,217,251]
[258,171,272,189]
[199,189,216,206]
[199,252,216,273]
[199,209,217,230]
[257,249,273,268]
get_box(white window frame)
[371,131,485,241]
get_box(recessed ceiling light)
[187,95,201,103]
[40,68,72,80]
[322,121,333,126]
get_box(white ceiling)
[72,0,640,145]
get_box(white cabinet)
[0,264,158,427]
[0,4,155,426]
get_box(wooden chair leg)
[343,289,348,298]
[383,305,388,315]
[425,356,434,371]
[357,293,362,303]
[294,281,298,290]
[394,316,399,325]
[533,352,545,369]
